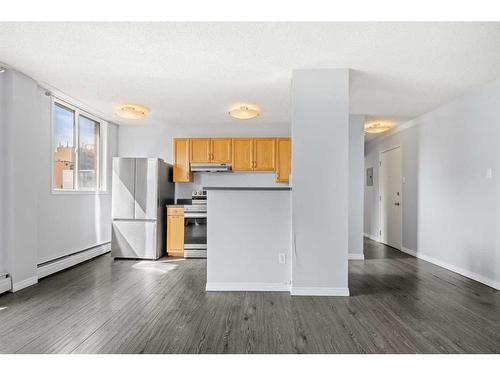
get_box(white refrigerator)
[111,158,175,259]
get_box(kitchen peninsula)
[205,186,292,292]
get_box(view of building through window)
[78,115,99,189]
[53,101,100,190]
[53,103,75,189]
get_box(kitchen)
[111,133,292,289]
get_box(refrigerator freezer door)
[135,159,158,220]
[111,220,159,259]
[112,158,135,220]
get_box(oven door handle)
[184,213,207,219]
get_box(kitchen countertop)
[204,186,292,191]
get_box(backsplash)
[174,172,289,200]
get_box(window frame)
[51,97,107,194]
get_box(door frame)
[378,145,403,250]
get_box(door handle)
[394,202,400,206]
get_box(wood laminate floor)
[1,238,499,354]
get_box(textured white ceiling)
[1,22,500,132]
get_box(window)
[52,99,103,192]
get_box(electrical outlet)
[278,253,286,264]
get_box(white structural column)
[291,69,350,296]
[2,70,40,291]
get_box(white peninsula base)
[205,187,292,292]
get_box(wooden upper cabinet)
[276,138,291,183]
[173,137,291,181]
[232,138,254,171]
[173,138,192,182]
[211,138,232,163]
[253,138,276,171]
[190,138,211,163]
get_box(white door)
[380,147,402,249]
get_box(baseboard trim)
[0,276,12,294]
[401,247,500,291]
[363,233,380,242]
[12,276,38,292]
[37,242,111,280]
[348,253,365,260]
[206,282,290,292]
[401,246,417,256]
[290,287,350,296]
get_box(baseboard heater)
[37,242,111,279]
[0,273,11,294]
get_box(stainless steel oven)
[183,190,207,258]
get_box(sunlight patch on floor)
[132,261,179,274]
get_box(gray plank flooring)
[1,238,499,353]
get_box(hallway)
[0,238,499,353]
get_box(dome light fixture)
[116,103,150,120]
[229,104,260,120]
[364,121,394,134]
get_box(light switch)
[402,176,406,183]
[486,168,493,179]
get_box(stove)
[183,190,207,258]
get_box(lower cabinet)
[167,208,184,257]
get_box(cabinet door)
[275,138,291,182]
[167,214,184,257]
[232,138,254,171]
[211,138,232,163]
[190,138,211,163]
[173,138,192,182]
[254,138,276,171]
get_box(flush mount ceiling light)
[364,121,394,134]
[228,105,260,120]
[0,67,6,74]
[116,104,150,120]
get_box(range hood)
[190,163,232,172]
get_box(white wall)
[206,190,291,290]
[348,115,365,258]
[291,68,350,296]
[2,69,118,289]
[36,89,117,263]
[364,78,500,289]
